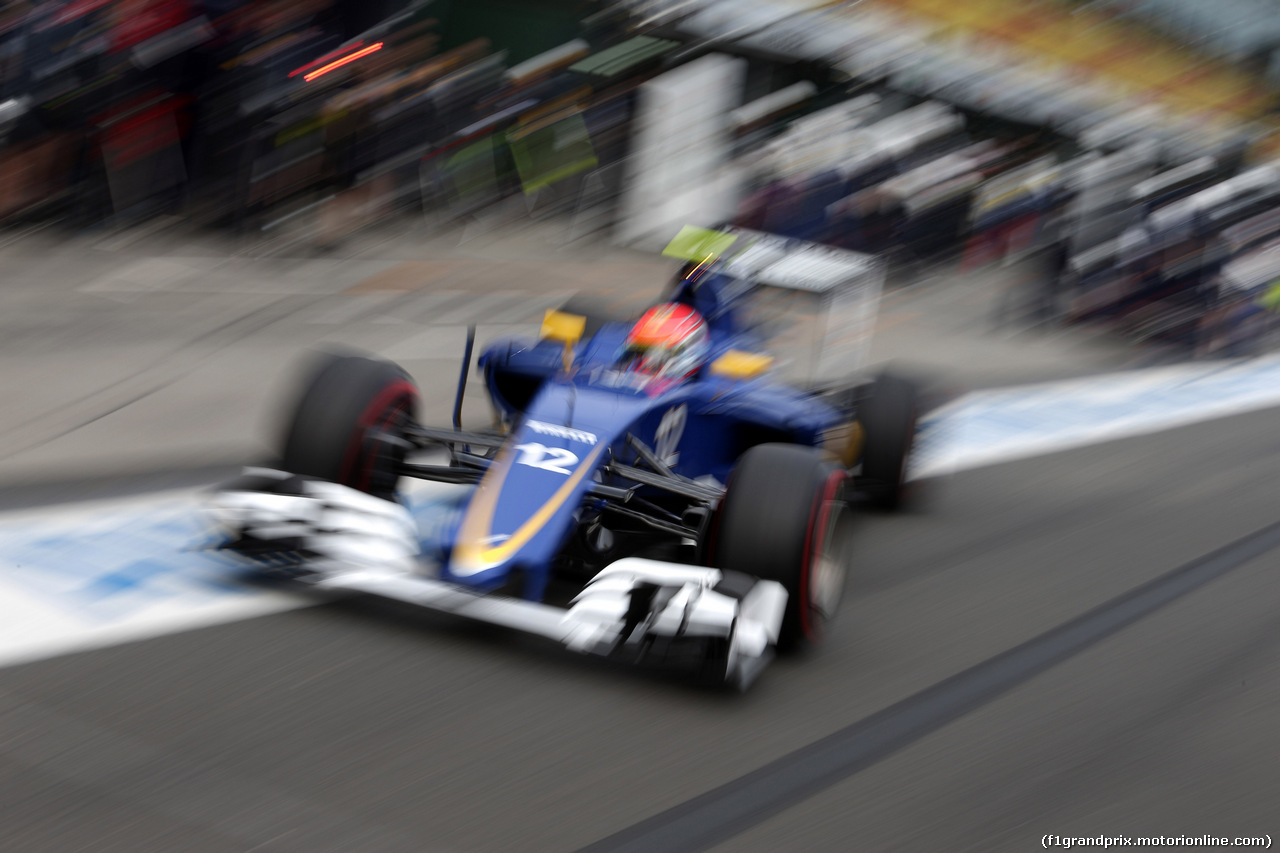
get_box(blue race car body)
[210,227,908,687]
[447,264,846,601]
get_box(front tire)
[280,353,419,499]
[857,371,920,510]
[709,444,852,650]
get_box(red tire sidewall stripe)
[799,469,847,643]
[338,379,419,491]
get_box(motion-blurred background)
[1,0,1280,486]
[4,0,1280,360]
[3,3,1280,851]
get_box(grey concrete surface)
[1,214,1265,852]
[872,260,1141,392]
[714,549,1280,852]
[1,400,1278,851]
[0,219,669,485]
[0,215,1141,488]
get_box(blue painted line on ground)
[1,507,256,623]
[80,558,185,599]
[0,490,471,625]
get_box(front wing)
[206,472,787,689]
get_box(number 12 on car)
[514,443,579,475]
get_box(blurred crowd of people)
[0,0,384,226]
[4,0,1280,358]
[0,0,645,238]
[729,93,1280,358]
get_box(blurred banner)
[508,109,598,194]
[615,53,745,250]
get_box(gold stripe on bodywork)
[452,442,605,575]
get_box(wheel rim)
[799,470,850,641]
[810,503,849,620]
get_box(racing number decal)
[514,442,579,475]
[655,404,687,467]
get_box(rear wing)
[664,226,885,385]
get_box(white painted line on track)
[910,354,1280,479]
[486,290,578,324]
[0,492,300,669]
[432,291,524,325]
[370,289,466,324]
[0,483,470,670]
[380,324,536,361]
[8,353,1280,669]
[305,293,398,324]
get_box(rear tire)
[858,372,919,510]
[709,444,851,650]
[281,353,419,499]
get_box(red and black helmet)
[620,303,710,382]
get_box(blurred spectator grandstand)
[2,0,1280,355]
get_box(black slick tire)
[709,443,851,651]
[280,353,419,499]
[857,372,919,511]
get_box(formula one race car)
[208,227,921,688]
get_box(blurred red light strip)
[302,42,383,82]
[288,41,364,78]
[42,0,114,29]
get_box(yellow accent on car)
[541,310,586,345]
[709,350,774,379]
[843,421,865,468]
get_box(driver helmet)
[620,303,710,382]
